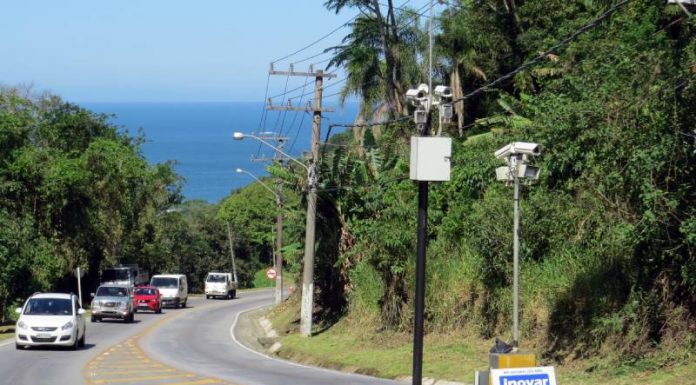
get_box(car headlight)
[61,321,74,330]
[118,302,127,309]
[18,321,28,330]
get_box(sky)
[0,1,362,102]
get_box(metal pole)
[300,70,323,337]
[512,172,520,347]
[412,116,431,385]
[275,196,284,305]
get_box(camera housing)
[406,84,430,107]
[494,142,541,160]
[433,85,452,99]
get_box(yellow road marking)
[93,373,195,384]
[164,379,223,385]
[92,368,177,375]
[83,301,239,385]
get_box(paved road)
[140,289,401,385]
[0,299,177,385]
[0,290,401,385]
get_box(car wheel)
[231,290,236,299]
[71,333,80,350]
[156,306,162,314]
[206,295,210,299]
[181,299,186,308]
[15,343,22,350]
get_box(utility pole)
[267,64,336,336]
[226,222,238,283]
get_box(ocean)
[82,102,359,203]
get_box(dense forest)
[1,0,693,367]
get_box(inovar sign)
[491,366,557,385]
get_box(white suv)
[15,293,87,350]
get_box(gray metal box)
[409,136,452,181]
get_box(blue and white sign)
[490,366,557,385]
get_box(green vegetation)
[0,88,281,321]
[260,0,695,381]
[0,0,693,382]
[253,269,275,288]
[0,324,14,342]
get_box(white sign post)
[75,267,84,307]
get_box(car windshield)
[24,298,73,316]
[206,275,226,283]
[102,269,131,281]
[135,288,157,296]
[96,286,129,297]
[151,277,178,288]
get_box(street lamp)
[233,132,318,337]
[236,167,285,305]
[494,142,541,348]
[233,133,309,174]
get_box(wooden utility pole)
[267,65,335,336]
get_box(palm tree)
[324,0,422,120]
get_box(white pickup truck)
[204,272,237,299]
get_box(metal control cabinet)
[409,136,452,181]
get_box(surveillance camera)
[434,85,452,99]
[517,164,540,180]
[494,142,541,160]
[495,166,513,182]
[406,88,422,100]
[439,103,453,120]
[414,109,427,124]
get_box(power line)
[453,0,632,103]
[268,1,428,102]
[270,18,357,65]
[282,76,312,141]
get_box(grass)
[268,303,696,385]
[253,268,295,289]
[0,323,15,341]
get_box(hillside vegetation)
[0,88,280,321]
[259,0,696,368]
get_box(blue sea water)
[82,102,358,203]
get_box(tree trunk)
[450,66,466,136]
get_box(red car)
[133,286,162,313]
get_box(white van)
[205,272,238,300]
[150,274,188,308]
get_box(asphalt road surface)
[0,290,402,385]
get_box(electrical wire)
[266,0,430,102]
[453,0,632,104]
[270,17,357,65]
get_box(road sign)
[266,268,277,280]
[490,366,556,385]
